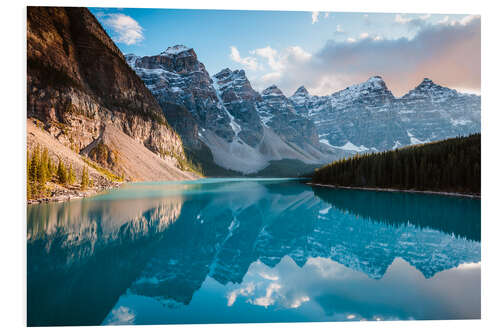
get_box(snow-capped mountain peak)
[402,78,459,101]
[293,85,310,97]
[160,45,193,56]
[262,85,284,97]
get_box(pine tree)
[57,159,68,185]
[29,145,40,184]
[47,158,54,179]
[37,148,48,188]
[81,166,89,190]
[27,150,32,200]
[68,164,76,185]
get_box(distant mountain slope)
[27,7,196,185]
[290,77,480,152]
[312,133,481,195]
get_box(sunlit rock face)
[27,8,188,180]
[290,76,480,152]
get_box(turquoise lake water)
[27,178,481,326]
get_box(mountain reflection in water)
[27,178,480,326]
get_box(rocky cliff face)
[212,68,264,147]
[290,76,481,152]
[257,85,321,149]
[128,49,340,174]
[125,46,234,147]
[397,78,481,143]
[27,7,193,182]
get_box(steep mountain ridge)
[27,7,196,184]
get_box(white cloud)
[246,45,311,91]
[347,37,357,43]
[360,32,370,39]
[395,14,412,24]
[459,14,480,26]
[438,14,479,27]
[259,72,282,84]
[394,13,428,30]
[336,24,344,33]
[438,16,449,24]
[227,282,255,306]
[100,13,144,45]
[251,282,281,308]
[311,11,319,24]
[289,295,310,308]
[103,306,135,325]
[259,272,280,281]
[229,46,259,71]
[324,12,330,19]
[254,46,282,71]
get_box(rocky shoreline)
[27,182,122,205]
[307,183,481,199]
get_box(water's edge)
[307,183,481,199]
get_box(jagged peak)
[213,68,249,87]
[262,85,284,96]
[364,75,387,88]
[293,85,309,96]
[401,77,463,100]
[415,78,436,88]
[160,45,193,56]
[414,78,446,91]
[368,75,384,81]
[214,68,233,78]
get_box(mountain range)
[126,45,480,176]
[27,8,481,181]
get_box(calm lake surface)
[27,178,481,326]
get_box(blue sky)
[90,8,480,96]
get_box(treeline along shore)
[311,134,480,196]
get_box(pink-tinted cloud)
[262,15,480,96]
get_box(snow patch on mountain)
[332,141,370,153]
[407,130,427,145]
[161,45,192,55]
